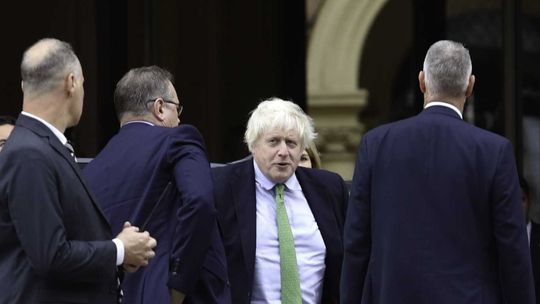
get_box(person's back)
[85,123,227,303]
[83,66,230,304]
[364,106,525,302]
[341,40,534,304]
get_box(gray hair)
[21,38,82,96]
[423,40,472,98]
[114,66,174,118]
[244,97,317,152]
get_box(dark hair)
[21,38,80,95]
[0,116,16,126]
[114,66,174,118]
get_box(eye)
[286,140,297,148]
[267,138,278,146]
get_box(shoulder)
[167,124,204,141]
[163,124,207,151]
[212,159,250,178]
[297,166,345,187]
[2,127,50,160]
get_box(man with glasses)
[84,66,230,304]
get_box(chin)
[271,172,292,184]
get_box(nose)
[277,141,288,156]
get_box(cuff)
[112,238,125,266]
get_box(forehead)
[259,128,299,139]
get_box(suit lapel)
[296,168,340,250]
[18,115,111,229]
[230,160,257,276]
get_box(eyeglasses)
[146,98,184,117]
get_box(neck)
[120,113,156,127]
[423,95,465,114]
[23,96,70,133]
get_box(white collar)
[122,120,155,127]
[424,101,463,119]
[21,111,67,145]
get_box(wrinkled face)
[252,129,303,184]
[0,124,14,152]
[299,149,312,168]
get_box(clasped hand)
[116,221,157,272]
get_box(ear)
[151,99,166,122]
[465,74,475,98]
[65,73,76,96]
[418,71,426,94]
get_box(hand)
[116,221,157,268]
[170,289,186,304]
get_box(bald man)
[0,38,157,303]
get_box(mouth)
[274,162,290,168]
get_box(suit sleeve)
[491,140,535,304]
[166,125,217,294]
[340,136,372,303]
[7,148,117,282]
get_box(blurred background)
[0,0,539,219]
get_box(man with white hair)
[212,97,348,304]
[341,40,534,303]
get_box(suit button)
[226,280,230,286]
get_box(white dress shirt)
[251,160,326,304]
[20,112,125,266]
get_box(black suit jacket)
[0,115,119,303]
[212,159,348,304]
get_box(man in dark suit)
[532,221,540,304]
[83,66,230,304]
[522,177,540,304]
[213,97,348,304]
[0,38,156,303]
[341,40,535,303]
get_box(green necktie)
[275,184,302,304]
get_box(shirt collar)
[122,120,155,127]
[21,111,67,145]
[253,158,301,191]
[424,101,463,119]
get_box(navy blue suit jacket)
[531,221,540,304]
[341,106,535,303]
[212,159,348,304]
[84,123,230,304]
[0,115,119,303]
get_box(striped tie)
[275,183,301,304]
[64,140,77,162]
